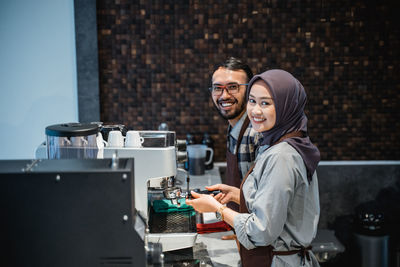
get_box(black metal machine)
[0,158,160,267]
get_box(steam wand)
[176,168,190,206]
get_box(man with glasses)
[209,57,260,213]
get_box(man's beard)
[213,99,246,120]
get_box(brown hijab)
[247,69,320,181]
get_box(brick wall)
[97,0,399,161]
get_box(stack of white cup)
[106,130,144,148]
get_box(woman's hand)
[185,191,222,213]
[206,184,240,205]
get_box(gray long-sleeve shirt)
[233,142,320,267]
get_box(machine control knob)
[175,139,187,150]
[176,151,188,163]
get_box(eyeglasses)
[209,83,248,96]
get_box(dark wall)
[96,0,400,162]
[316,162,400,267]
[317,162,400,229]
[74,0,100,123]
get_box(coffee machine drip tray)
[147,200,198,252]
[148,206,196,234]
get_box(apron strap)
[272,245,312,265]
[234,116,250,154]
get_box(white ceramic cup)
[107,130,125,147]
[125,131,144,147]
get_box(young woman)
[186,69,321,267]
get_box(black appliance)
[353,201,389,267]
[0,158,147,267]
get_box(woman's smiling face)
[247,80,276,133]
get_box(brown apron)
[225,116,250,212]
[238,131,312,267]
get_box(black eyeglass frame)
[208,83,248,96]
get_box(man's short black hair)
[213,57,253,82]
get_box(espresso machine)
[35,124,196,252]
[102,130,197,252]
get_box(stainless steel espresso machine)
[35,124,197,253]
[102,130,197,252]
